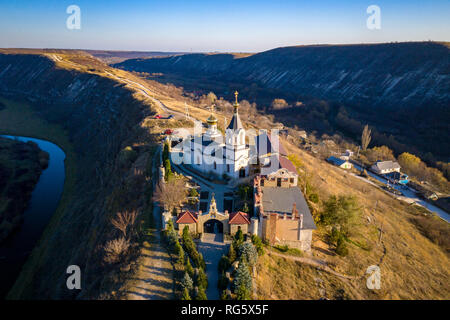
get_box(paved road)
[350,162,449,222]
[197,233,227,300]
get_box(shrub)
[181,287,191,300]
[309,193,319,203]
[251,234,265,256]
[103,237,130,264]
[330,226,340,245]
[185,256,194,278]
[336,236,349,256]
[218,271,229,290]
[188,188,199,205]
[228,243,237,262]
[196,267,208,289]
[234,228,244,243]
[119,146,138,166]
[218,255,231,273]
[195,286,207,300]
[321,195,362,237]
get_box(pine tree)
[181,287,191,300]
[195,286,208,300]
[238,242,258,266]
[233,261,252,298]
[228,243,237,262]
[185,256,194,278]
[196,267,208,289]
[181,272,193,292]
[236,283,251,300]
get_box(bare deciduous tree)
[361,124,372,151]
[153,177,187,213]
[111,210,140,237]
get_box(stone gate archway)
[203,219,224,234]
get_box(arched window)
[227,164,230,172]
[214,162,217,170]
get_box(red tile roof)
[279,156,297,174]
[229,211,250,225]
[176,211,198,224]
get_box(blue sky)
[0,0,449,52]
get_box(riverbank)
[0,137,49,242]
[0,135,66,298]
[0,96,77,299]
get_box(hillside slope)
[116,42,450,109]
[0,51,157,299]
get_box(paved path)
[126,147,175,300]
[126,203,174,300]
[197,233,227,300]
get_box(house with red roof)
[176,210,199,234]
[228,211,251,234]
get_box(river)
[0,135,66,298]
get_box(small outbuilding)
[327,156,352,170]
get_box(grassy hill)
[114,42,450,163]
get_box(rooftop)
[260,186,316,230]
[373,160,401,170]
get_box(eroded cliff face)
[0,53,151,299]
[116,42,450,109]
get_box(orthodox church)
[189,91,250,180]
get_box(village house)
[339,149,354,161]
[371,160,401,175]
[327,156,352,170]
[253,176,316,251]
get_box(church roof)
[255,131,288,156]
[229,211,251,225]
[207,113,218,124]
[226,112,244,131]
[176,211,198,224]
[227,91,244,131]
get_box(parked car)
[164,129,174,135]
[167,114,174,119]
[154,114,162,119]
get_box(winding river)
[0,135,65,298]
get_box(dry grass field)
[1,49,447,300]
[254,138,450,300]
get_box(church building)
[188,91,250,180]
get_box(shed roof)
[176,211,198,224]
[229,211,251,225]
